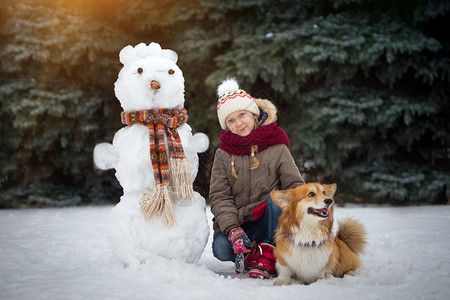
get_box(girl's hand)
[228,227,252,273]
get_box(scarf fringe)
[140,185,176,227]
[169,158,193,199]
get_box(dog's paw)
[319,269,332,279]
[274,277,292,286]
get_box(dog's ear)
[324,183,337,198]
[271,190,293,208]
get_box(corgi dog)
[270,183,367,285]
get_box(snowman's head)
[114,43,185,112]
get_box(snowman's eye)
[137,68,143,74]
[168,69,175,75]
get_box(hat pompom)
[216,77,259,130]
[217,78,240,99]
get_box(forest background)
[0,0,448,208]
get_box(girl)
[209,78,305,279]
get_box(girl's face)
[225,110,256,137]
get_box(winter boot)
[243,243,261,272]
[248,242,277,279]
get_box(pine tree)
[127,0,449,204]
[1,0,448,206]
[0,0,125,207]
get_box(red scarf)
[219,122,290,155]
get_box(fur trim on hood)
[255,99,277,126]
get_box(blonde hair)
[231,145,259,179]
[228,113,261,179]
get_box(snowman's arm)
[93,142,119,170]
[190,133,209,153]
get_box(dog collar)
[285,232,332,247]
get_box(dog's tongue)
[317,208,333,221]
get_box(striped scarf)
[121,108,193,226]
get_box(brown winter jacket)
[209,99,305,237]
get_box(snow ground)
[1,204,449,300]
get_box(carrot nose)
[150,80,161,89]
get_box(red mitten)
[228,227,252,273]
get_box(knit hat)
[216,78,260,130]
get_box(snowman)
[93,42,210,267]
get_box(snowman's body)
[94,43,209,267]
[112,123,201,192]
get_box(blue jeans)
[212,195,282,262]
